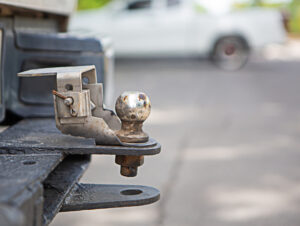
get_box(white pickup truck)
[70,0,286,70]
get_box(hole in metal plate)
[65,84,73,91]
[121,189,143,196]
[82,77,89,85]
[22,160,36,165]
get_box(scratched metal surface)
[43,155,90,225]
[0,153,64,226]
[0,154,63,204]
[0,118,161,156]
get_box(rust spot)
[138,94,146,101]
[52,90,67,100]
[115,155,144,177]
[123,96,128,102]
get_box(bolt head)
[115,91,151,122]
[63,97,73,106]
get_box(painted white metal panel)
[70,1,286,57]
[0,0,76,15]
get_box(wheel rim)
[213,37,249,70]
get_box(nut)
[115,155,144,177]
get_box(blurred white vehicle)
[70,0,286,70]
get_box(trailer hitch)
[0,65,162,224]
[18,65,159,177]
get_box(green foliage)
[77,0,111,10]
[233,0,300,33]
[233,2,252,9]
[289,0,300,33]
[194,3,207,13]
[233,0,287,9]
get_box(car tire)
[210,36,250,71]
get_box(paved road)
[51,58,300,226]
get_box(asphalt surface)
[51,58,300,226]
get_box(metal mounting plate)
[0,153,63,204]
[0,153,65,226]
[43,155,90,225]
[0,118,161,156]
[61,183,160,212]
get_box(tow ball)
[18,65,159,177]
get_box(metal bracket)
[61,183,160,212]
[0,118,161,156]
[18,66,123,146]
[18,66,159,177]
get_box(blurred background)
[52,0,300,225]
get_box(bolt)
[115,155,144,177]
[64,97,73,106]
